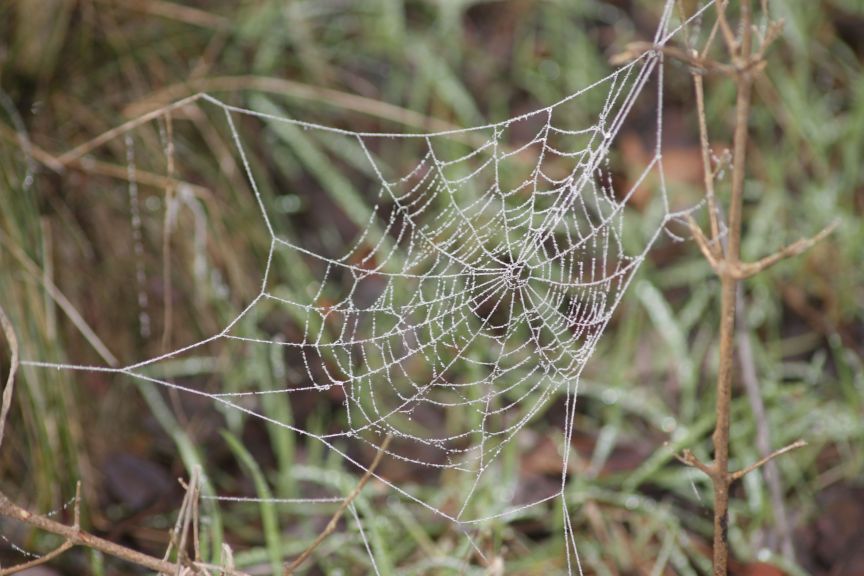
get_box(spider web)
[15,1,715,573]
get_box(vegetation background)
[0,0,862,574]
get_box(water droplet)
[661,416,677,433]
[145,195,162,211]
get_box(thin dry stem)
[57,93,204,166]
[284,435,393,575]
[103,0,231,30]
[733,220,838,278]
[690,2,819,573]
[161,112,176,353]
[675,449,715,477]
[7,491,213,574]
[694,74,722,243]
[0,488,248,576]
[708,0,754,569]
[0,120,211,198]
[715,1,739,59]
[730,440,806,482]
[0,332,233,576]
[611,42,729,72]
[0,231,118,366]
[610,40,767,76]
[0,305,20,452]
[700,2,727,60]
[687,218,838,280]
[123,76,461,133]
[0,540,75,575]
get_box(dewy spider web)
[17,1,714,573]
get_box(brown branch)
[610,40,768,77]
[284,435,393,575]
[730,440,806,482]
[700,1,727,60]
[756,19,785,59]
[0,491,170,573]
[715,0,739,59]
[675,449,716,477]
[0,540,75,575]
[611,42,730,73]
[686,216,723,267]
[0,489,250,576]
[123,76,461,134]
[690,219,838,281]
[0,122,211,199]
[677,1,759,573]
[0,485,81,576]
[0,335,238,576]
[694,74,722,244]
[57,93,204,166]
[733,220,838,279]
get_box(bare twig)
[732,220,838,279]
[700,1,727,60]
[123,76,461,133]
[730,440,806,482]
[688,218,838,281]
[694,74,722,244]
[0,122,211,197]
[0,485,82,576]
[283,435,393,575]
[681,0,819,572]
[715,0,739,59]
[707,2,755,572]
[612,41,728,72]
[756,19,785,59]
[0,540,75,575]
[0,491,157,573]
[675,449,715,477]
[0,489,250,576]
[57,93,204,166]
[610,40,767,75]
[686,216,723,266]
[0,343,236,576]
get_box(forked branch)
[687,218,838,280]
[673,1,823,574]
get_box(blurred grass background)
[0,1,862,575]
